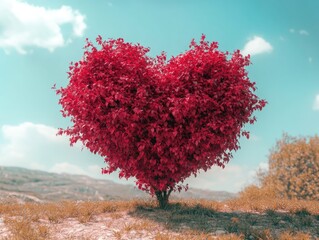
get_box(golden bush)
[261,133,319,201]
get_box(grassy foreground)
[0,195,319,240]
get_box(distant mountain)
[0,166,237,203]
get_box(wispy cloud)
[313,95,319,111]
[279,36,285,41]
[299,29,309,36]
[289,28,309,36]
[309,57,313,63]
[0,0,86,54]
[241,36,273,56]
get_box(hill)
[0,166,237,203]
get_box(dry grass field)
[0,189,319,240]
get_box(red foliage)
[56,35,266,195]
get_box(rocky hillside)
[0,166,237,203]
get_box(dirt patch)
[1,200,318,239]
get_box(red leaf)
[56,35,266,197]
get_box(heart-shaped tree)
[56,35,266,208]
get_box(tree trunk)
[155,189,173,209]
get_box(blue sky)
[1,0,318,193]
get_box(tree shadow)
[128,202,319,239]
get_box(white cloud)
[50,162,87,175]
[88,165,103,174]
[257,161,269,171]
[299,30,309,36]
[247,161,269,186]
[289,28,309,36]
[313,95,319,111]
[50,163,104,176]
[241,36,273,56]
[249,161,268,177]
[0,0,86,54]
[1,123,64,168]
[185,164,254,193]
[0,122,131,184]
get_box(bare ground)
[1,202,319,239]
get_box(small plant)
[217,234,244,240]
[295,215,313,228]
[265,209,281,226]
[225,219,249,235]
[249,229,273,240]
[291,208,313,229]
[76,202,97,223]
[244,215,258,225]
[265,209,277,217]
[109,212,124,219]
[4,216,50,240]
[123,220,155,232]
[112,230,122,240]
[279,231,312,240]
[282,214,293,223]
[172,204,217,217]
[295,208,311,217]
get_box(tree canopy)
[56,35,266,207]
[261,134,319,201]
